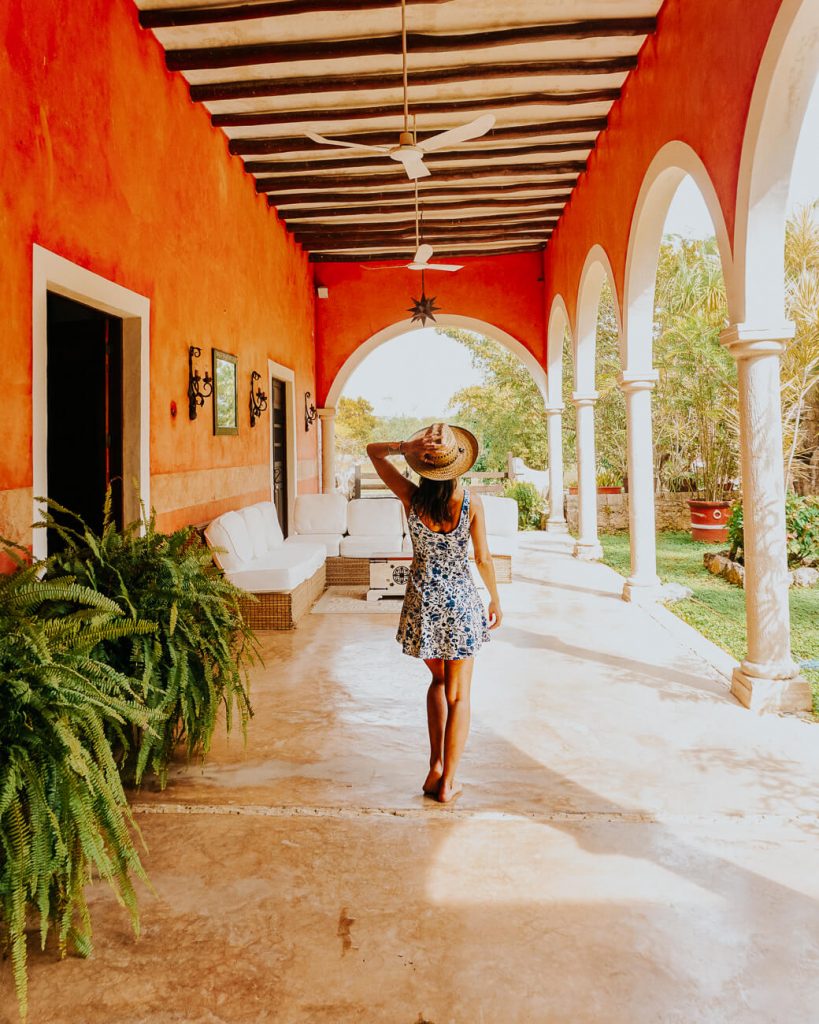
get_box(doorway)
[46,292,124,550]
[271,375,289,535]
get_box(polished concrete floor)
[3,535,819,1023]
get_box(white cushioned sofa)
[205,502,326,629]
[339,497,406,558]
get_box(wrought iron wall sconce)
[304,391,318,432]
[249,370,268,428]
[188,345,213,420]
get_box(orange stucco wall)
[543,0,782,328]
[0,0,317,557]
[314,251,546,405]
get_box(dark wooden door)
[270,377,288,536]
[46,292,123,552]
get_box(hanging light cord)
[401,0,409,134]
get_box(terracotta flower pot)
[688,499,731,542]
[597,486,623,494]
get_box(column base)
[621,578,663,604]
[573,540,603,561]
[730,667,813,713]
[546,520,570,535]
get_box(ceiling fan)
[367,183,463,271]
[304,0,495,180]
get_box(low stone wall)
[564,492,691,533]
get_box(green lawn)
[600,531,819,715]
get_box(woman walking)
[367,423,502,803]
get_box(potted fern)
[0,549,155,1021]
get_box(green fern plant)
[41,497,256,788]
[0,548,156,1021]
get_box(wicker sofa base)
[239,562,326,630]
[326,556,371,586]
[326,554,512,586]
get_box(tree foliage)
[440,328,548,471]
[335,396,378,459]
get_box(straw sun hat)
[403,423,479,481]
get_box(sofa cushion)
[286,533,342,558]
[240,505,268,560]
[339,534,405,558]
[346,497,404,536]
[480,495,519,537]
[294,493,348,535]
[252,501,284,549]
[204,510,254,571]
[225,543,325,593]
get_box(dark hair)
[411,476,458,527]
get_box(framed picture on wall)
[212,349,239,435]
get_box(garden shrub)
[42,498,256,788]
[503,481,545,530]
[727,495,819,567]
[0,552,155,1021]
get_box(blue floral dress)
[396,488,490,660]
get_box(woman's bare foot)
[423,765,443,796]
[437,780,463,803]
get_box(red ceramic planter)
[688,499,731,542]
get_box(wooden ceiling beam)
[207,92,619,128]
[256,168,580,193]
[295,225,555,243]
[306,238,551,255]
[270,182,574,206]
[245,150,588,175]
[233,134,593,159]
[289,211,560,232]
[280,197,566,220]
[167,19,656,71]
[196,58,634,104]
[309,244,546,262]
[140,0,453,30]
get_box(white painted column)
[720,325,810,712]
[572,392,603,560]
[620,371,661,602]
[545,404,568,533]
[317,407,336,493]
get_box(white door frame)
[32,245,151,559]
[267,358,298,533]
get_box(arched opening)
[620,148,736,602]
[322,315,548,502]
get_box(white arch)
[574,245,622,392]
[734,0,819,326]
[324,313,548,409]
[623,141,737,370]
[546,295,572,406]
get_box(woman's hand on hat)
[404,427,449,464]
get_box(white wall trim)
[267,357,298,534]
[623,141,737,370]
[546,294,572,406]
[31,245,150,559]
[733,0,819,325]
[324,313,549,407]
[574,244,622,391]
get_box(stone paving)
[3,534,819,1023]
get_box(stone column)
[545,404,568,533]
[317,407,336,493]
[620,371,661,602]
[720,324,811,712]
[572,392,602,560]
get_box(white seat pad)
[480,495,519,536]
[286,533,343,558]
[294,493,348,535]
[346,497,404,536]
[340,534,405,558]
[225,543,325,593]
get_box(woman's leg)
[423,658,447,794]
[439,657,475,803]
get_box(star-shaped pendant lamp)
[407,270,441,326]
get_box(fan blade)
[413,244,434,265]
[424,263,463,272]
[304,129,389,154]
[417,113,496,153]
[393,149,431,180]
